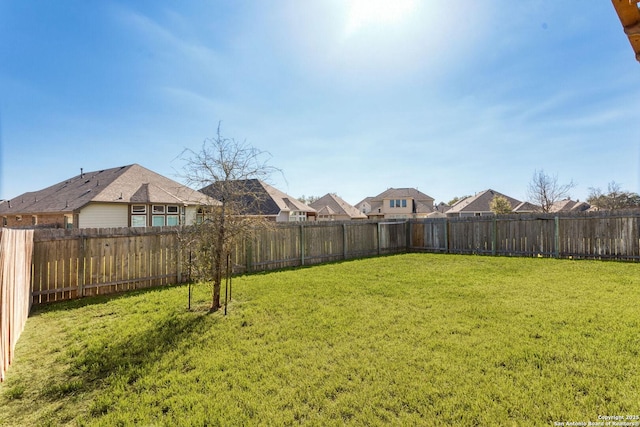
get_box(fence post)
[444,219,449,254]
[342,223,347,261]
[78,236,87,297]
[245,232,253,273]
[554,216,560,258]
[300,223,305,266]
[491,217,497,256]
[176,234,183,283]
[377,222,381,256]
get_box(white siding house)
[0,164,218,229]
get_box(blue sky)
[1,1,639,206]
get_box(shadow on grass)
[39,301,214,418]
[29,283,191,317]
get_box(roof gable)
[96,164,212,205]
[513,201,541,213]
[200,179,315,216]
[447,189,522,214]
[550,199,590,212]
[310,193,367,219]
[257,182,315,213]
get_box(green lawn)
[1,254,640,426]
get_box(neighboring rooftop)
[446,189,526,215]
[309,193,367,219]
[356,187,436,215]
[0,164,213,215]
[200,179,315,217]
[550,199,590,213]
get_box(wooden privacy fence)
[30,221,407,304]
[236,220,407,272]
[410,211,640,260]
[31,227,184,304]
[25,211,640,305]
[0,228,34,382]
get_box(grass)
[1,253,640,426]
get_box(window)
[390,200,395,208]
[142,205,183,226]
[290,211,306,222]
[131,215,147,227]
[401,199,407,208]
[396,199,401,208]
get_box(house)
[200,179,316,222]
[355,188,436,220]
[550,199,590,213]
[309,193,367,221]
[446,189,538,217]
[0,164,216,229]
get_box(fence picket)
[0,228,34,381]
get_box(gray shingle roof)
[446,189,522,214]
[373,187,434,201]
[0,164,213,215]
[550,199,590,212]
[309,193,367,219]
[200,179,315,216]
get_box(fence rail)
[23,211,640,305]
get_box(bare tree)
[180,124,280,312]
[587,181,640,210]
[527,169,575,213]
[490,195,513,214]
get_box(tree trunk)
[210,246,224,312]
[211,278,221,312]
[211,201,227,312]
